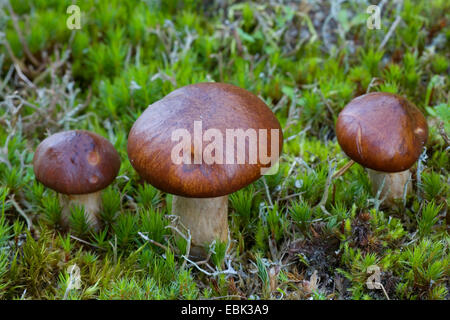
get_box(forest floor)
[0,0,448,300]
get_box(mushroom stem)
[60,191,102,231]
[367,169,411,206]
[172,195,228,257]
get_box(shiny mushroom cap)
[127,82,283,198]
[33,130,121,194]
[336,92,428,172]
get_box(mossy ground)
[0,0,449,300]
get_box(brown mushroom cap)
[127,82,283,198]
[33,130,121,194]
[336,92,428,172]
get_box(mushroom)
[335,92,428,205]
[127,82,283,257]
[33,130,121,230]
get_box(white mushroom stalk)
[59,191,103,231]
[172,195,228,257]
[367,169,411,206]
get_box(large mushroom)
[33,130,121,230]
[335,92,428,205]
[127,82,283,257]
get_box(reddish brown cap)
[127,82,283,198]
[336,92,428,172]
[33,130,121,194]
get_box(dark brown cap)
[336,92,428,172]
[33,130,121,194]
[127,82,283,198]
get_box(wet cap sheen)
[127,82,283,198]
[33,130,121,194]
[336,92,428,172]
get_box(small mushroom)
[33,130,121,230]
[127,82,283,257]
[336,92,428,205]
